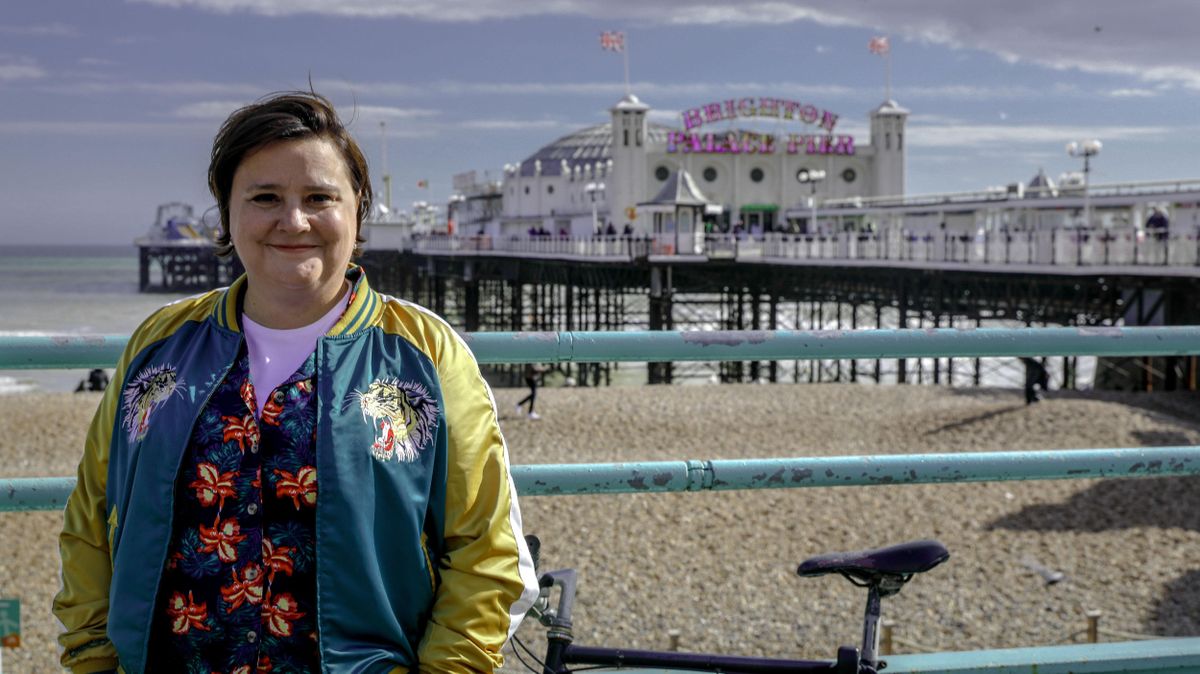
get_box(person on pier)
[54,90,537,674]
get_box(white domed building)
[496,93,908,249]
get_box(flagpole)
[623,33,631,95]
[886,48,892,101]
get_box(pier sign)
[666,130,855,156]
[670,97,854,156]
[681,97,840,132]
[0,598,18,647]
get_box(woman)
[54,91,538,674]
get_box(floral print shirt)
[148,350,320,674]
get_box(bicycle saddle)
[797,540,949,597]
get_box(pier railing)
[408,224,1200,270]
[2,327,1199,672]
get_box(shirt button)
[247,503,258,515]
[274,391,285,402]
[250,443,259,454]
[247,630,257,643]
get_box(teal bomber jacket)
[54,267,539,674]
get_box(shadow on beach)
[924,404,1026,434]
[1148,568,1200,637]
[986,474,1200,533]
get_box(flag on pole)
[416,179,428,189]
[600,31,625,52]
[868,35,889,55]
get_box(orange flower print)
[198,516,247,563]
[239,378,256,411]
[296,380,312,395]
[231,658,272,674]
[222,413,259,453]
[165,590,211,635]
[261,396,283,426]
[274,466,317,510]
[220,562,264,612]
[189,462,237,510]
[263,593,305,637]
[261,538,295,583]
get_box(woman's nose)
[277,203,309,232]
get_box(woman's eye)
[309,193,334,204]
[251,194,278,204]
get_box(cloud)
[457,119,568,130]
[171,100,249,119]
[353,105,439,120]
[35,80,268,96]
[0,55,46,81]
[907,122,1169,149]
[130,0,556,20]
[319,78,857,101]
[0,23,78,37]
[0,120,209,135]
[1106,88,1158,98]
[129,1,1200,90]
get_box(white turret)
[869,99,908,198]
[609,93,650,233]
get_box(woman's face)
[229,137,358,305]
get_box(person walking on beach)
[54,90,537,674]
[1022,357,1050,405]
[516,363,548,419]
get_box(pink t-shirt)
[242,289,350,417]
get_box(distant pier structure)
[357,176,1200,392]
[136,202,242,292]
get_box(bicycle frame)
[533,568,863,674]
[527,539,949,674]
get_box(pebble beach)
[2,384,1198,672]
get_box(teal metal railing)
[4,325,1200,368]
[3,327,1200,672]
[5,446,1198,511]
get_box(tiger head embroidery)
[121,363,185,443]
[349,378,438,463]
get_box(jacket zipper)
[134,338,241,673]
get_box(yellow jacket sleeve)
[416,332,538,673]
[53,371,123,673]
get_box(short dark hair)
[208,90,373,257]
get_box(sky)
[3,0,1200,246]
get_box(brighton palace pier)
[146,93,1200,390]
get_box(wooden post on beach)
[1086,609,1102,643]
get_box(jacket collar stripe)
[210,268,383,336]
[212,275,245,332]
[329,266,380,337]
[337,284,375,336]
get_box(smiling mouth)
[268,244,319,251]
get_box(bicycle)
[515,536,950,674]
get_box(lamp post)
[585,181,605,234]
[1066,140,1101,229]
[797,168,826,234]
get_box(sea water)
[0,245,190,393]
[0,245,1091,393]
